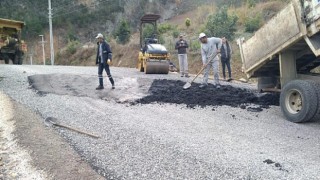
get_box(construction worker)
[221,37,232,81]
[175,34,189,77]
[95,33,115,90]
[198,33,222,89]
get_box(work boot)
[96,85,104,90]
[112,85,115,90]
[199,84,207,88]
[185,74,190,78]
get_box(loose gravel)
[1,65,320,180]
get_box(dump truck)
[137,14,170,74]
[0,18,27,64]
[238,0,320,123]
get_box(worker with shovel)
[199,33,222,89]
[95,33,115,90]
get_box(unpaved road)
[1,65,320,180]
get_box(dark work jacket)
[220,42,231,60]
[96,40,112,64]
[175,39,188,54]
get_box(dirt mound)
[134,79,280,109]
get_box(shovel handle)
[190,53,219,84]
[54,123,100,138]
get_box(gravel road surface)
[1,65,320,180]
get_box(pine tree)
[116,20,131,44]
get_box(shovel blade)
[183,82,191,89]
[44,117,58,127]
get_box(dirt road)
[1,65,320,179]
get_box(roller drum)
[145,60,169,74]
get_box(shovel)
[183,53,219,89]
[45,117,100,138]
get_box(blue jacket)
[96,41,112,64]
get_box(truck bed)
[241,0,307,77]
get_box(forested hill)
[0,0,288,42]
[1,0,288,74]
[1,0,125,40]
[0,0,210,41]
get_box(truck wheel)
[13,55,19,64]
[280,80,318,123]
[308,81,320,122]
[18,57,23,65]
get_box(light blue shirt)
[201,37,222,64]
[99,43,103,58]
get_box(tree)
[205,6,238,40]
[115,19,131,44]
[142,24,155,40]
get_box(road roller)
[137,14,170,74]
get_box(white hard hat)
[199,33,206,39]
[96,33,104,39]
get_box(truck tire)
[258,77,277,91]
[280,80,318,123]
[308,81,320,122]
[13,55,19,64]
[3,54,10,64]
[18,57,23,65]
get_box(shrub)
[205,6,238,40]
[189,40,201,51]
[185,18,191,29]
[158,35,165,44]
[172,29,180,38]
[66,40,80,55]
[245,14,262,32]
[142,24,156,39]
[247,0,257,8]
[115,19,131,44]
[158,23,173,34]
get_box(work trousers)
[203,59,220,85]
[178,54,188,76]
[98,62,114,86]
[221,57,232,79]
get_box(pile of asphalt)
[134,79,280,109]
